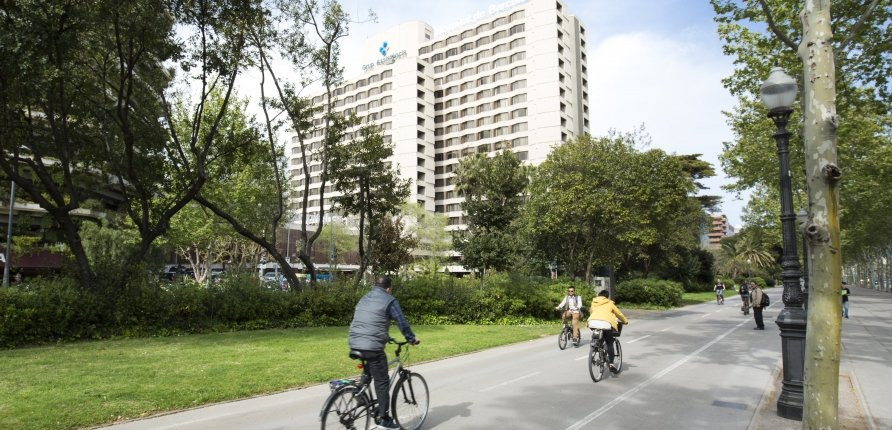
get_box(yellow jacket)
[587,296,629,330]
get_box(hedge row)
[0,273,685,347]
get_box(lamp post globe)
[761,66,806,421]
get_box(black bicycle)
[557,311,579,349]
[588,322,623,383]
[320,339,429,430]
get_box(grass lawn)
[0,324,556,430]
[622,291,732,310]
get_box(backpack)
[760,292,770,307]
[739,284,750,295]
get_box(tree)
[712,1,889,424]
[524,132,702,282]
[401,203,451,275]
[369,214,418,276]
[0,0,258,287]
[453,150,529,276]
[239,0,361,286]
[328,123,410,285]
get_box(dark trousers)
[753,306,764,328]
[604,330,617,363]
[358,349,390,420]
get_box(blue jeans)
[843,301,849,318]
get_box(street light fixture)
[760,66,806,421]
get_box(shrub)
[615,278,684,307]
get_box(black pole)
[769,107,807,421]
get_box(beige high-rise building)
[290,0,589,230]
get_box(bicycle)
[587,321,623,383]
[557,310,580,349]
[320,339,429,430]
[715,290,725,305]
[740,295,750,315]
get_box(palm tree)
[720,237,776,279]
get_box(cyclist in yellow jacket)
[587,290,629,371]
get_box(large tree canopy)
[711,0,892,259]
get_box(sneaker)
[378,418,400,430]
[608,364,617,373]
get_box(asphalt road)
[104,291,782,430]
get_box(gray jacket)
[348,287,397,351]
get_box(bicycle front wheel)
[558,328,569,350]
[391,372,429,430]
[320,385,371,430]
[588,344,605,382]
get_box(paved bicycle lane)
[101,291,781,430]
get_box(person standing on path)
[842,281,851,319]
[348,277,420,430]
[751,283,765,330]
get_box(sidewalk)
[749,286,892,429]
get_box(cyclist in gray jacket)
[348,277,419,430]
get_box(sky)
[288,0,751,228]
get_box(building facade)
[290,0,589,230]
[706,213,735,249]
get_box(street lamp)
[761,66,806,421]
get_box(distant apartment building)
[706,213,735,249]
[289,0,589,230]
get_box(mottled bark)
[800,0,843,427]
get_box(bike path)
[101,291,781,430]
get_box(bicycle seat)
[349,350,365,361]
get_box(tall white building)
[291,0,589,229]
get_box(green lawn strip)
[0,324,556,430]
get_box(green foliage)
[615,278,684,307]
[523,131,703,279]
[453,151,529,274]
[711,0,892,260]
[369,215,418,275]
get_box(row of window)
[332,83,392,107]
[439,55,526,88]
[312,69,394,103]
[436,135,528,162]
[434,79,527,117]
[436,116,528,148]
[433,37,525,73]
[427,23,525,64]
[419,10,525,55]
[437,107,528,136]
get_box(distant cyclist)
[587,290,629,372]
[714,281,725,304]
[555,286,583,342]
[739,281,751,311]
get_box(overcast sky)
[284,0,751,228]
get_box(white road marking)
[565,318,750,430]
[479,371,541,393]
[575,354,589,361]
[700,313,711,318]
[659,327,670,332]
[627,334,651,344]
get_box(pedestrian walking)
[751,282,765,330]
[841,281,851,319]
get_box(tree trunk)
[799,1,843,427]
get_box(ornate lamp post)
[761,66,806,420]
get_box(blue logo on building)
[379,41,389,57]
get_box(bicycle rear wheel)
[612,340,623,374]
[320,385,371,430]
[558,327,569,350]
[588,343,605,382]
[391,372,429,430]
